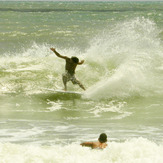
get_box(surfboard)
[40,88,82,100]
[54,89,82,95]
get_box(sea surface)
[0,1,163,162]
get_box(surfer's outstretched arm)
[50,48,68,59]
[80,142,93,148]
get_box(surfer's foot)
[80,85,85,91]
[63,88,67,91]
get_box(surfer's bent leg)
[71,76,85,90]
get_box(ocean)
[0,1,163,162]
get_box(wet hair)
[98,133,107,143]
[71,56,79,63]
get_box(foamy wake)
[0,138,162,163]
[84,17,163,100]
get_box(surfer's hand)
[50,48,56,52]
[78,60,84,65]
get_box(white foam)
[83,17,163,100]
[46,100,63,112]
[0,138,162,163]
[89,101,131,119]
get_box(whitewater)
[0,1,163,163]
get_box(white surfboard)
[37,88,82,100]
[44,88,82,95]
[54,89,82,95]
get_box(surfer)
[80,133,108,149]
[50,48,86,91]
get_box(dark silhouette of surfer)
[50,48,85,91]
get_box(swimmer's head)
[71,56,79,63]
[98,133,107,143]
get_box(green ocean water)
[0,1,163,162]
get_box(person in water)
[50,48,85,91]
[80,133,108,149]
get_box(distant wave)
[0,7,162,13]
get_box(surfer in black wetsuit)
[50,48,85,91]
[80,133,108,149]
